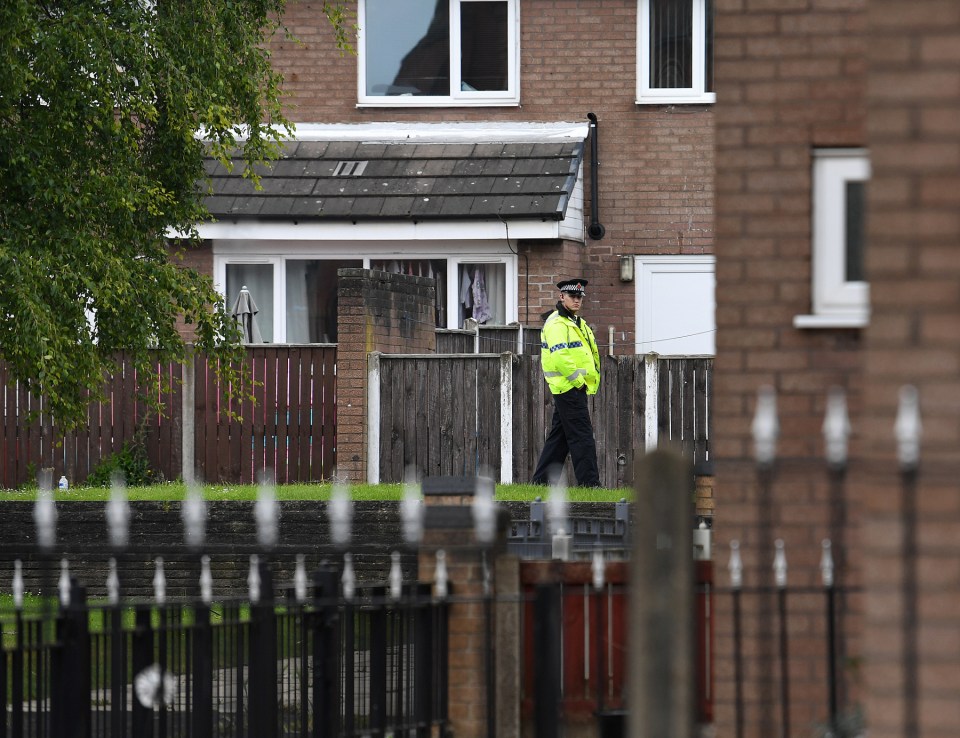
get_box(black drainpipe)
[586,112,606,240]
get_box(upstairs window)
[795,149,871,328]
[637,0,715,104]
[359,0,519,106]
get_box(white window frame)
[357,0,520,107]
[794,149,870,329]
[634,255,716,356]
[214,243,518,339]
[636,0,715,105]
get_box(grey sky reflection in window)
[366,0,449,96]
[365,0,508,96]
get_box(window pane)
[286,260,361,343]
[458,263,506,326]
[460,2,508,91]
[226,264,274,343]
[365,0,450,96]
[845,181,867,282]
[649,0,693,89]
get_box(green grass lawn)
[0,482,630,503]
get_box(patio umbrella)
[231,285,264,344]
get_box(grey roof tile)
[319,197,356,217]
[452,159,485,176]
[258,197,296,217]
[470,195,504,216]
[473,143,505,158]
[351,197,386,218]
[490,176,526,194]
[421,159,459,176]
[396,160,430,177]
[501,143,536,158]
[409,196,444,218]
[272,158,309,177]
[290,198,325,216]
[439,143,476,158]
[439,196,477,217]
[355,143,389,158]
[228,197,261,216]
[204,137,585,222]
[379,196,416,217]
[295,141,329,158]
[322,141,360,159]
[363,159,400,177]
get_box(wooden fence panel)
[0,355,183,488]
[191,346,338,484]
[656,358,712,473]
[0,347,338,488]
[378,355,502,483]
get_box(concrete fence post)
[181,345,195,483]
[366,352,382,484]
[644,352,660,452]
[500,352,513,484]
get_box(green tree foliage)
[0,0,324,427]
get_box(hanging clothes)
[471,267,492,324]
[459,269,474,313]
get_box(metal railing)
[0,558,451,738]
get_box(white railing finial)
[820,539,834,588]
[752,385,779,467]
[729,540,743,590]
[822,387,850,470]
[255,474,279,549]
[182,483,207,549]
[895,385,922,472]
[329,483,353,548]
[401,471,424,546]
[106,475,130,549]
[774,539,788,589]
[434,550,449,600]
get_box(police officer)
[532,278,601,487]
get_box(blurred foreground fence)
[0,558,449,738]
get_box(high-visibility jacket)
[540,309,601,395]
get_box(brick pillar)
[417,477,519,738]
[335,269,436,482]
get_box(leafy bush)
[86,441,155,487]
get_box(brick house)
[713,1,960,737]
[191,0,718,358]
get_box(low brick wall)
[0,500,625,599]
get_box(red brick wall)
[336,269,436,482]
[858,3,960,737]
[713,0,868,735]
[269,0,714,351]
[170,240,213,343]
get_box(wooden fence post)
[629,448,695,738]
[367,352,381,484]
[500,353,513,484]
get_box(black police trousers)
[532,386,600,487]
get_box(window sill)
[356,100,521,109]
[793,313,868,329]
[635,94,716,106]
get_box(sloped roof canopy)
[203,139,585,223]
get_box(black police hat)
[557,278,588,294]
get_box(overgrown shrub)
[87,441,155,487]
